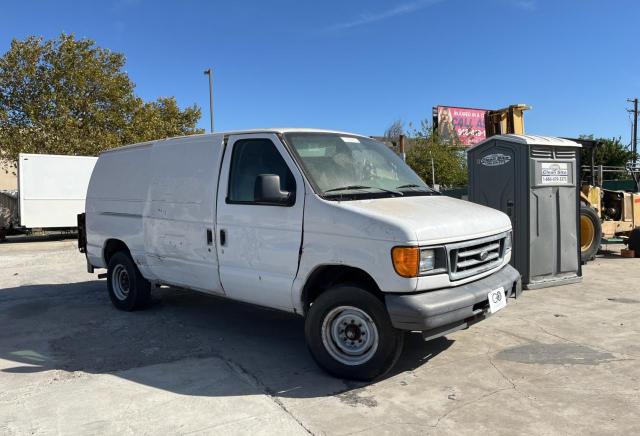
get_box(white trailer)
[18,153,97,229]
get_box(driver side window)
[227,138,295,204]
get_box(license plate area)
[487,287,507,314]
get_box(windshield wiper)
[395,184,440,195]
[324,185,372,193]
[324,185,403,196]
[396,184,428,190]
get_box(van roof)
[223,128,365,136]
[100,128,369,155]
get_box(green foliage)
[0,34,203,165]
[123,97,203,145]
[579,135,634,180]
[579,135,633,166]
[402,120,467,187]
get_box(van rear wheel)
[107,251,151,311]
[305,285,404,381]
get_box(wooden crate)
[621,249,635,258]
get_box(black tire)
[106,251,151,311]
[580,206,602,263]
[629,227,640,258]
[304,285,404,381]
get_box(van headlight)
[391,247,441,277]
[419,249,436,273]
[505,232,512,252]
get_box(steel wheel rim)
[580,215,595,251]
[321,306,379,366]
[112,264,130,301]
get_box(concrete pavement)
[0,239,639,435]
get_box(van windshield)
[284,132,435,200]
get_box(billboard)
[435,106,487,146]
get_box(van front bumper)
[384,264,521,337]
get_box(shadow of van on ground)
[0,281,453,399]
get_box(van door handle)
[220,229,226,246]
[206,228,213,245]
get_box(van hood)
[336,195,511,244]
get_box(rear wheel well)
[103,239,131,265]
[301,265,383,315]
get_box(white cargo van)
[78,129,521,380]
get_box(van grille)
[447,233,506,281]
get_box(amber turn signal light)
[391,247,419,278]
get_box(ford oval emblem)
[480,153,511,167]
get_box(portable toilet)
[467,135,582,289]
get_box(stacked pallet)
[0,190,18,240]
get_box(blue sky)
[2,0,640,143]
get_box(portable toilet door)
[467,136,528,277]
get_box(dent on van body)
[290,192,420,313]
[85,134,227,295]
[142,135,224,294]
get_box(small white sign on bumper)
[487,287,507,314]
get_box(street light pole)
[204,68,214,132]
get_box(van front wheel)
[305,285,404,381]
[107,251,151,311]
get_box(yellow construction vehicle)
[578,183,640,259]
[484,104,531,137]
[574,138,640,260]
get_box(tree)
[384,119,404,142]
[579,135,635,181]
[405,120,467,187]
[0,34,203,167]
[123,97,202,145]
[580,135,633,166]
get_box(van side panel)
[144,135,224,294]
[85,143,153,273]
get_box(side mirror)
[254,174,292,205]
